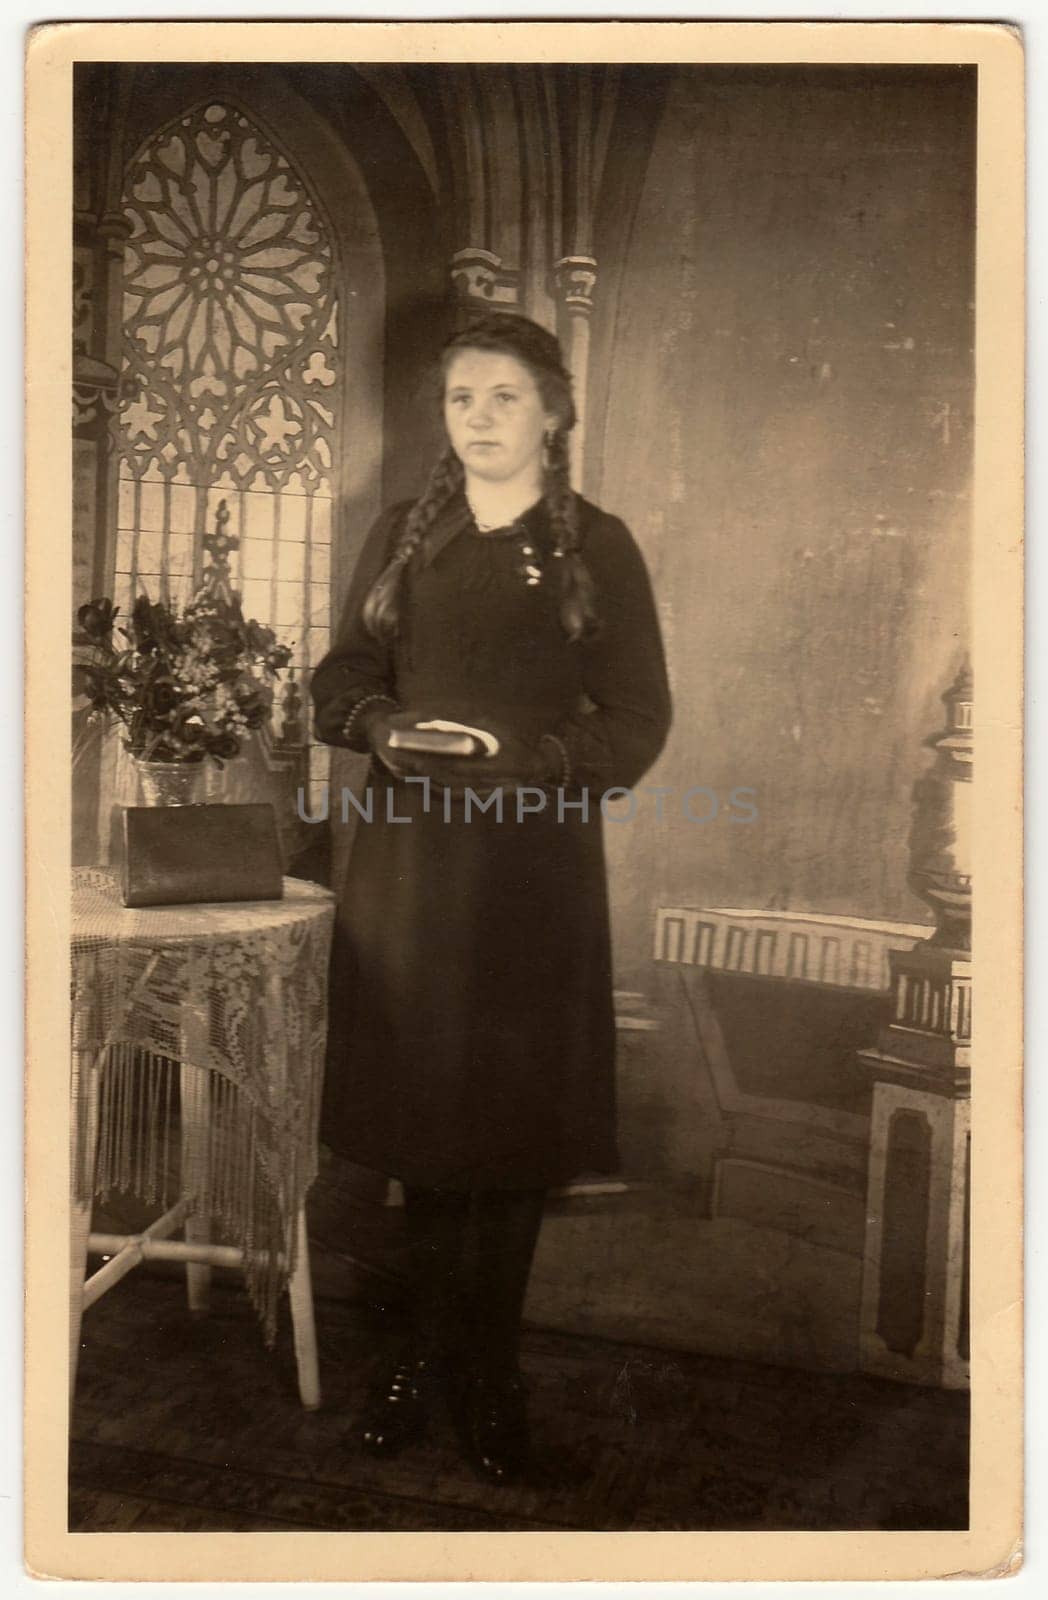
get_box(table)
[70,868,336,1410]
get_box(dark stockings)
[467,1188,546,1377]
[401,1185,471,1361]
[402,1185,546,1379]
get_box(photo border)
[24,18,1024,1583]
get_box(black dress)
[310,488,671,1190]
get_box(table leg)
[288,1205,321,1410]
[70,1053,101,1407]
[69,1197,94,1408]
[179,1063,212,1315]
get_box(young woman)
[311,312,671,1483]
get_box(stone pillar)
[73,217,129,607]
[553,256,597,486]
[73,69,133,863]
[858,662,973,1388]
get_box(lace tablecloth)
[71,868,336,1344]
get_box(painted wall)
[585,67,975,982]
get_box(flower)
[142,672,179,720]
[236,683,273,730]
[170,707,207,746]
[200,616,245,669]
[129,595,163,653]
[241,619,293,673]
[208,732,241,762]
[245,618,277,653]
[76,598,118,642]
[72,586,293,766]
[74,662,112,709]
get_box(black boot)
[456,1188,546,1484]
[460,1366,531,1483]
[358,1185,470,1456]
[359,1346,439,1457]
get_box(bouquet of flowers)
[74,591,293,766]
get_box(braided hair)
[361,444,465,639]
[362,312,600,643]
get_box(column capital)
[554,255,598,317]
[97,210,133,240]
[74,353,120,390]
[450,247,520,309]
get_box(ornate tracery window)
[114,100,339,776]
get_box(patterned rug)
[69,1269,969,1533]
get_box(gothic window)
[114,100,338,777]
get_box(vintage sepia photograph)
[24,18,1024,1585]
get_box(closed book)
[115,802,284,908]
[387,728,486,757]
[387,718,500,759]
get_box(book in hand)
[386,719,501,759]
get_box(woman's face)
[443,348,558,489]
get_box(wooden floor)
[69,1267,969,1534]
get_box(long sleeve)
[549,510,672,793]
[310,501,410,751]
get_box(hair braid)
[362,446,465,639]
[543,429,600,643]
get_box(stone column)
[73,71,133,863]
[858,662,973,1388]
[73,214,129,608]
[553,256,597,486]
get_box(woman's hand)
[365,708,435,780]
[417,731,556,796]
[368,713,557,794]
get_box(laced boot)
[459,1362,532,1483]
[359,1343,442,1456]
[359,1185,471,1457]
